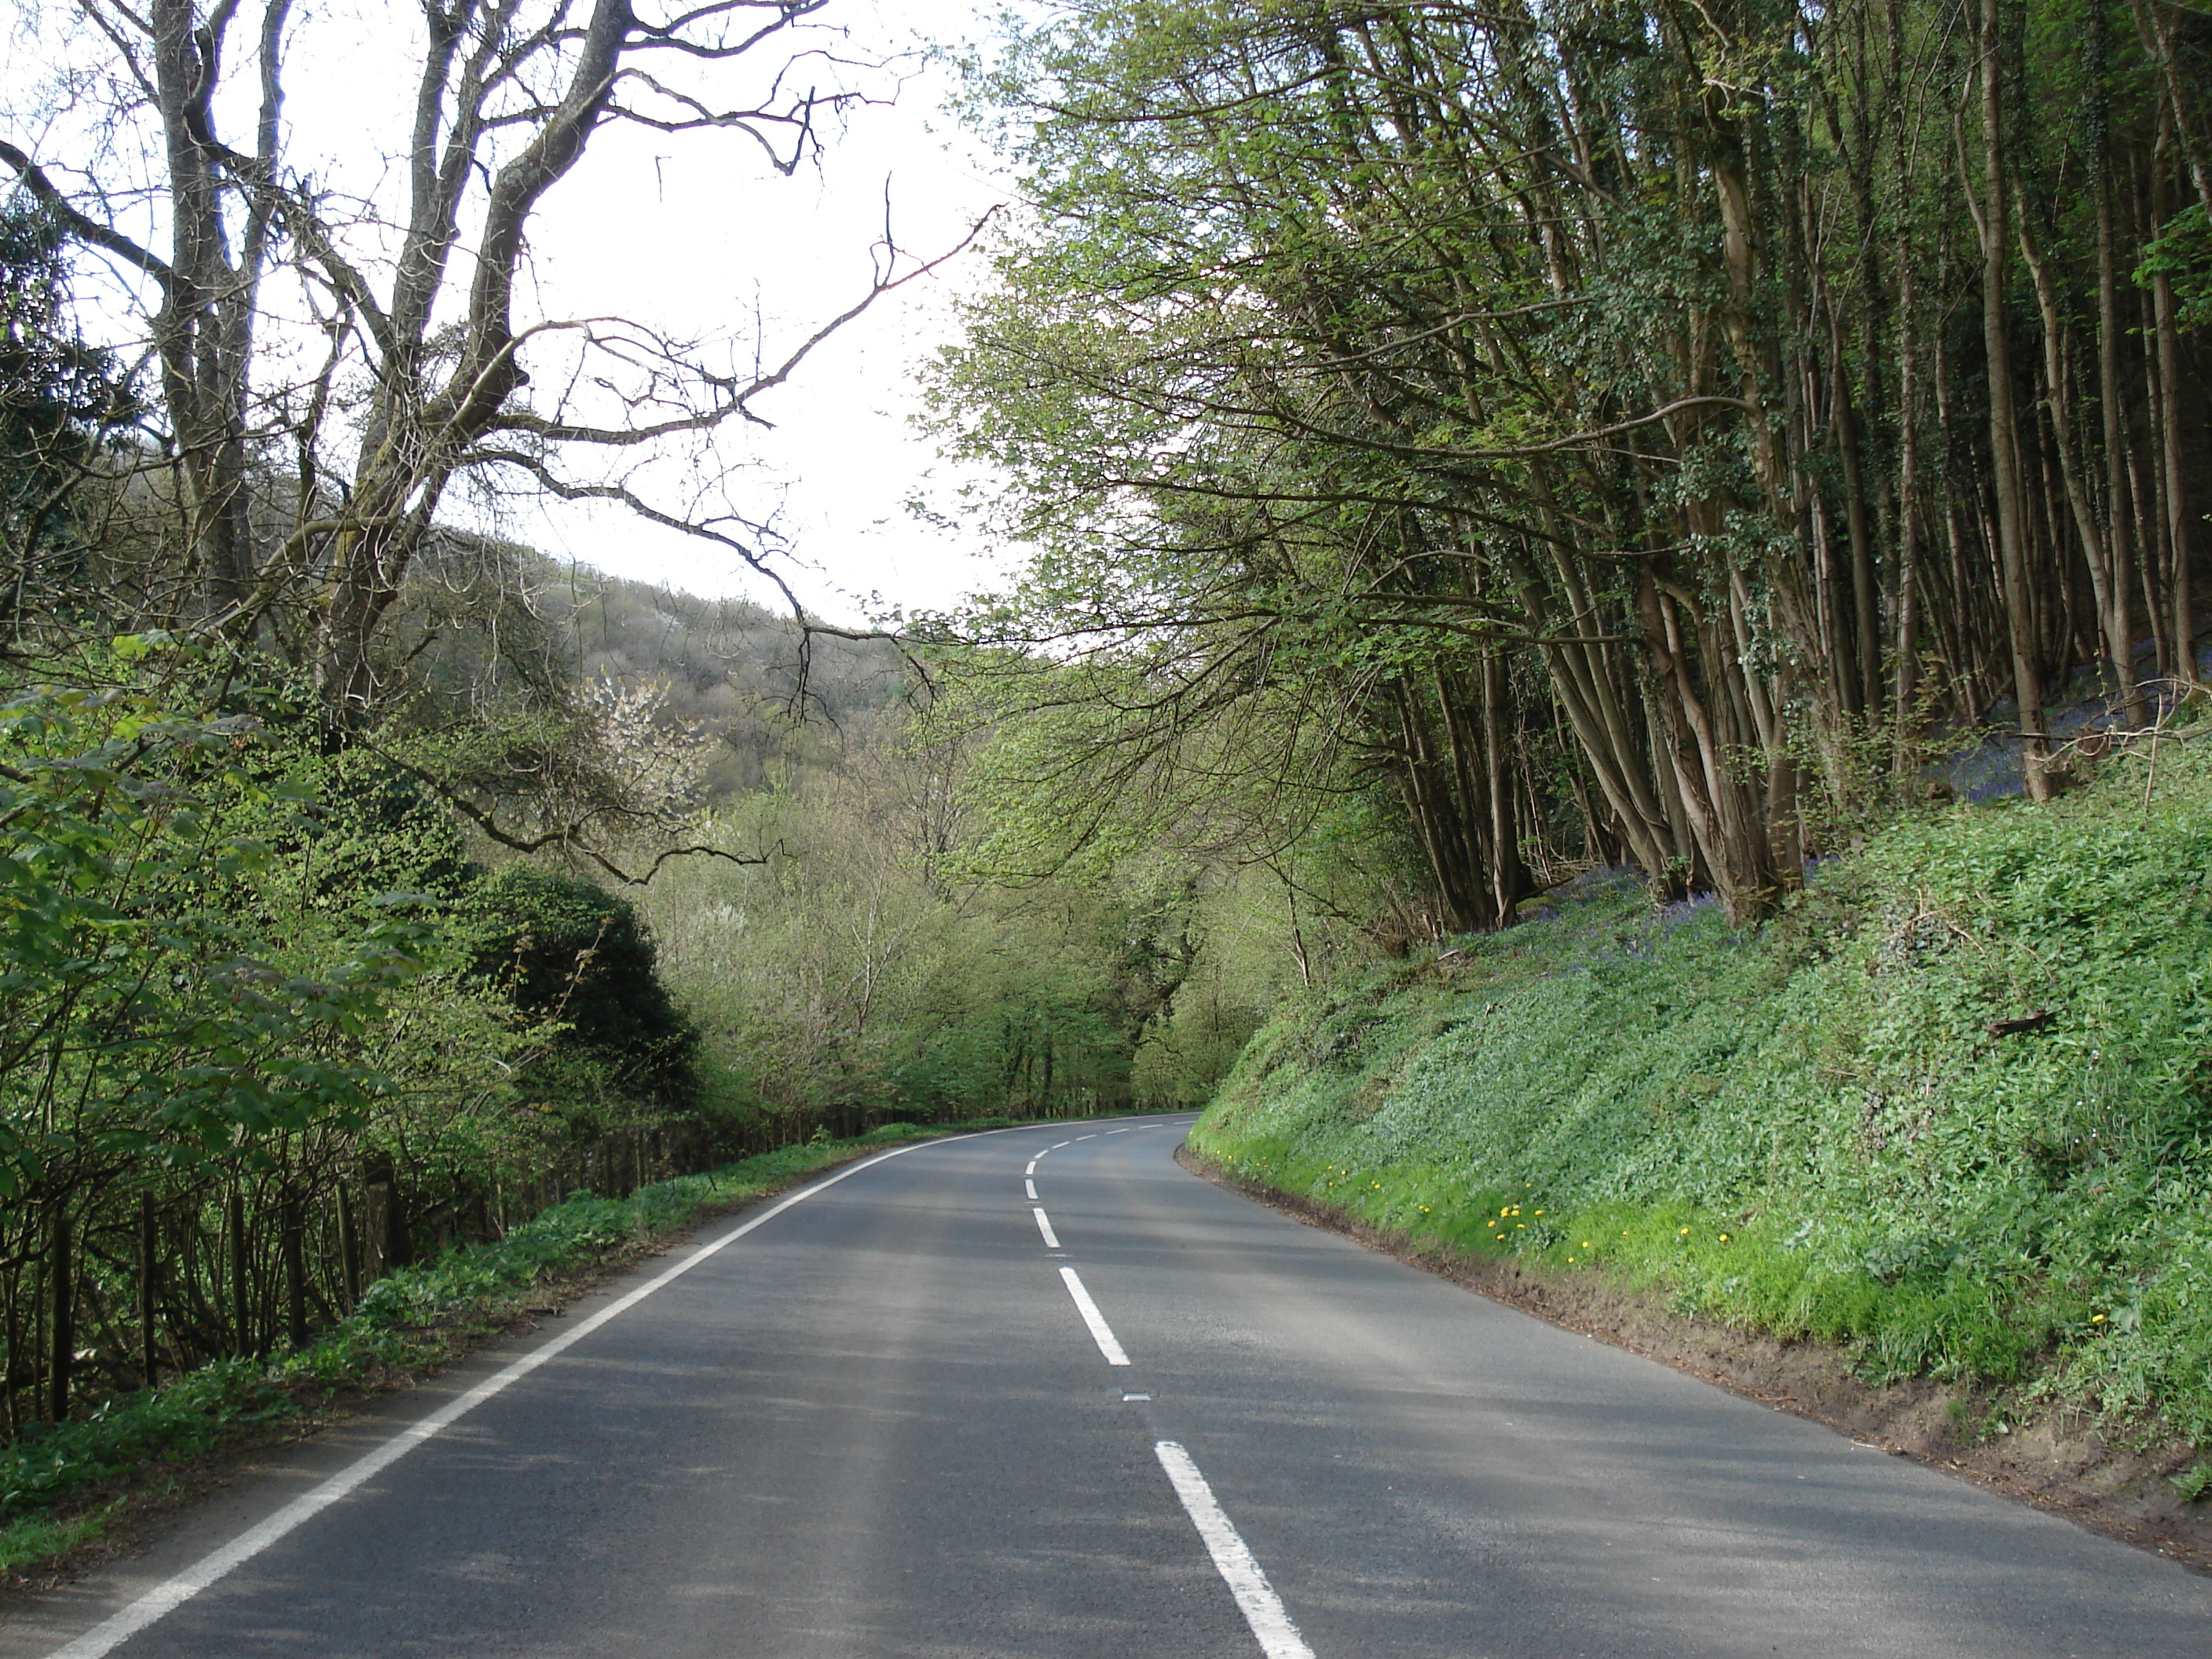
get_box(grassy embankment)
[1191,738,2212,1492]
[0,1120,1016,1574]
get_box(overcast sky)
[9,0,1024,625]
[510,0,1022,623]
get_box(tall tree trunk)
[1481,649,1523,925]
[48,1206,71,1423]
[2093,54,2147,726]
[281,1186,308,1351]
[227,1186,251,1357]
[2016,203,2129,714]
[1892,229,1924,761]
[139,1194,159,1392]
[1978,0,2054,799]
[338,1182,361,1306]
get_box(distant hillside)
[386,535,914,795]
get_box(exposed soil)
[1177,1142,2212,1575]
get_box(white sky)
[9,0,1027,625]
[510,0,1023,623]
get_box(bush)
[470,865,703,1110]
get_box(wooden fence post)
[227,1187,251,1357]
[48,1205,71,1422]
[281,1188,308,1350]
[338,1183,361,1306]
[138,1193,159,1390]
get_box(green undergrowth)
[1192,735,2212,1477]
[0,1118,1016,1572]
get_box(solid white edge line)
[1033,1206,1061,1249]
[1153,1441,1317,1659]
[1057,1265,1130,1365]
[43,1128,1015,1659]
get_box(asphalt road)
[6,1113,2210,1658]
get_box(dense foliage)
[930,0,2211,932]
[0,646,757,1442]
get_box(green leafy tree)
[471,866,704,1113]
[0,196,137,643]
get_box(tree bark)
[1977,0,2054,798]
[2093,35,2147,727]
[48,1207,71,1423]
[139,1194,159,1392]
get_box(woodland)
[0,0,2208,1510]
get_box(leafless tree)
[3,0,980,742]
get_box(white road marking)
[1034,1207,1061,1248]
[1076,1133,1097,1140]
[1024,1179,1038,1200]
[1105,1128,1130,1134]
[1057,1265,1130,1365]
[1153,1441,1316,1659]
[38,1130,1011,1659]
[1052,1140,1071,1148]
[1024,1160,1038,1176]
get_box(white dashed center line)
[1025,1125,1308,1659]
[1058,1265,1130,1365]
[1155,1441,1316,1659]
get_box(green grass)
[0,1503,115,1575]
[1192,730,2212,1457]
[0,1117,1014,1572]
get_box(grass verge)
[1192,733,2212,1523]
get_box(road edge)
[1173,1139,2212,1576]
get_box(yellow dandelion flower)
[1679,1227,1690,1236]
[1719,1233,1731,1243]
[2091,1313,2107,1324]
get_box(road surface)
[5,1113,2207,1657]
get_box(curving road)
[5,1114,2209,1657]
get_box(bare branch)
[0,141,174,285]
